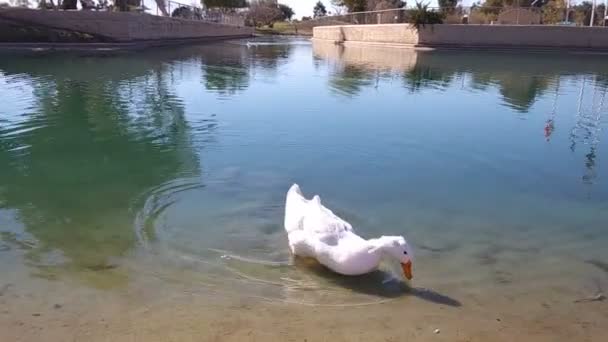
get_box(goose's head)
[370,236,413,280]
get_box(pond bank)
[314,24,608,52]
[0,8,253,49]
[0,38,247,54]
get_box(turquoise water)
[1,38,608,308]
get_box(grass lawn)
[255,21,312,36]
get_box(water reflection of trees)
[198,41,293,95]
[407,52,607,112]
[329,65,375,97]
[403,65,455,92]
[466,71,553,112]
[320,45,608,114]
[0,54,202,286]
[0,42,299,285]
[495,75,552,112]
[247,41,293,71]
[198,43,251,95]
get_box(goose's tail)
[287,183,303,197]
[284,183,306,234]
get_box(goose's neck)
[366,239,384,258]
[366,237,388,256]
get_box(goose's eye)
[403,251,408,255]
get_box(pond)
[1,38,607,340]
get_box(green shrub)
[409,2,445,29]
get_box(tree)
[113,0,142,12]
[331,0,366,12]
[331,0,404,12]
[478,0,535,7]
[598,4,607,25]
[542,0,567,24]
[247,0,283,27]
[172,6,204,19]
[409,1,444,29]
[314,1,328,18]
[572,1,606,26]
[202,0,248,10]
[477,0,536,17]
[62,0,77,9]
[438,0,458,14]
[279,3,295,20]
[367,0,405,10]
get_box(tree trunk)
[62,0,77,9]
[115,0,142,12]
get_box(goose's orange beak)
[401,261,413,280]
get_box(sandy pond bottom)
[2,247,607,342]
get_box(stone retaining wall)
[314,24,608,51]
[0,8,253,42]
[314,24,418,45]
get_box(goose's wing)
[285,184,307,233]
[302,196,353,246]
[285,184,354,246]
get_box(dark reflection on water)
[403,64,456,93]
[294,257,407,298]
[401,51,580,112]
[200,44,251,95]
[199,39,294,96]
[294,257,461,306]
[329,65,376,97]
[317,41,608,112]
[0,51,204,285]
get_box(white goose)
[284,184,413,280]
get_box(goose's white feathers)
[284,184,414,279]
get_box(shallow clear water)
[1,38,608,309]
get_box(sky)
[281,0,331,18]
